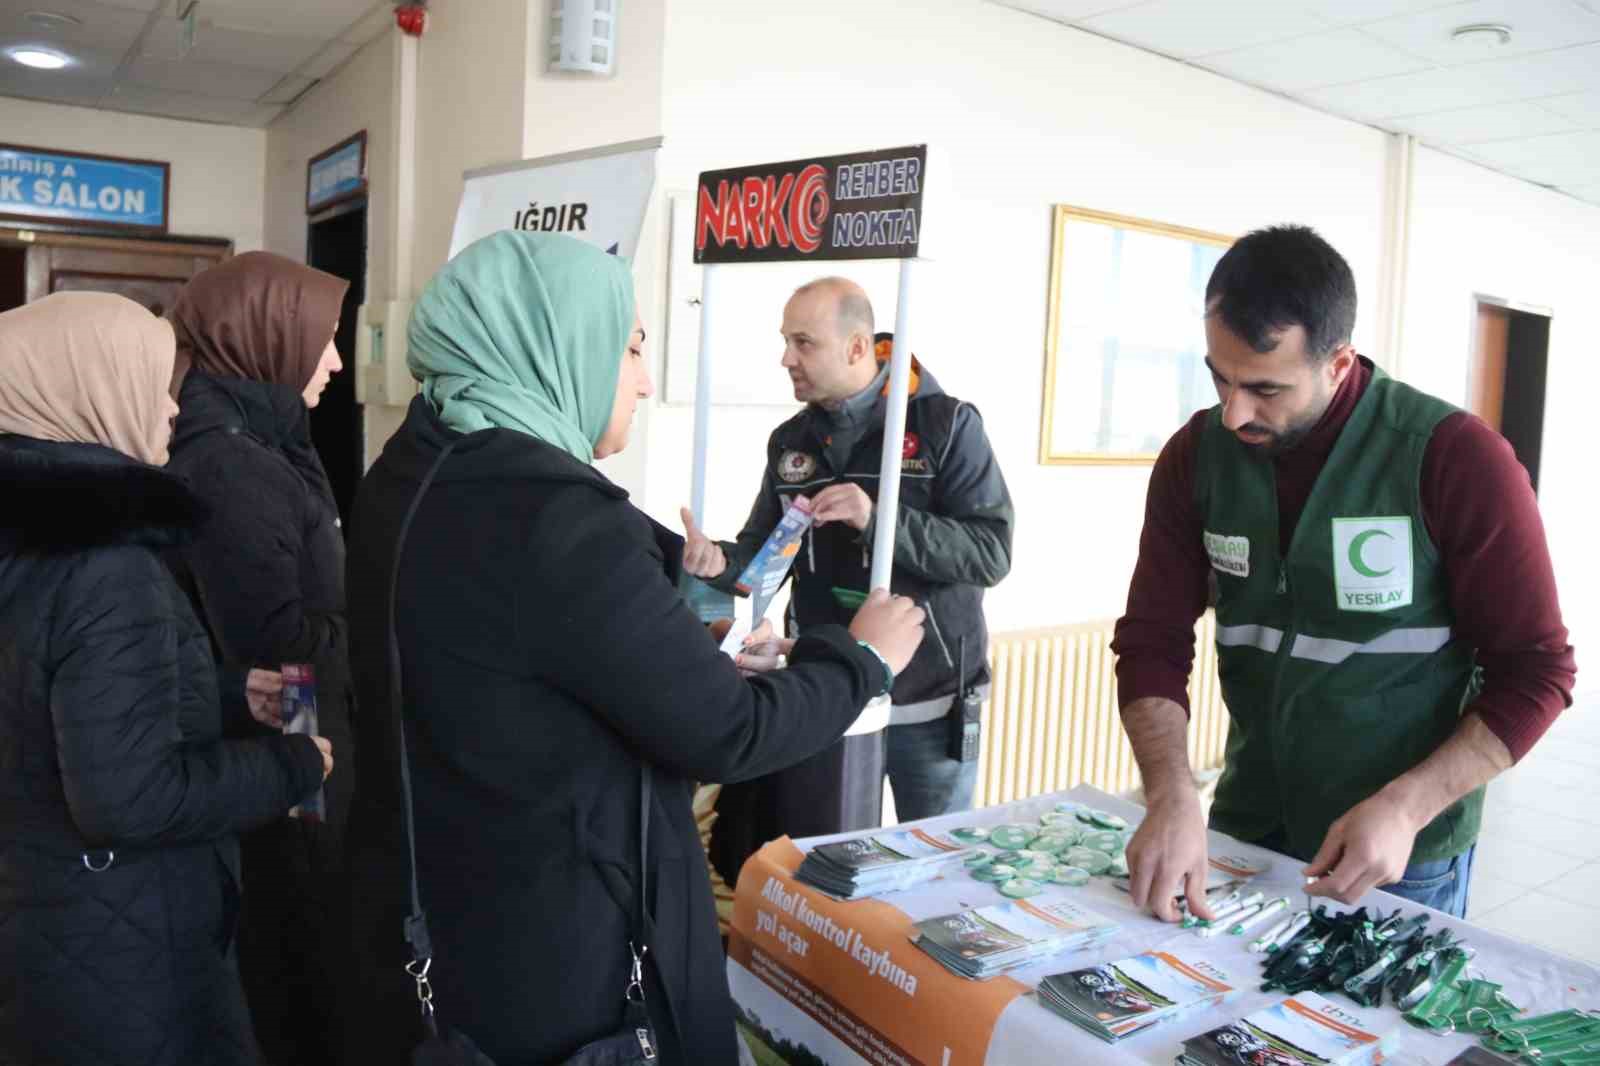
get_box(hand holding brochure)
[281,663,325,822]
[1039,952,1235,1042]
[732,495,814,622]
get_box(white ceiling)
[0,0,394,126]
[999,0,1600,207]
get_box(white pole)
[690,264,718,525]
[871,257,918,591]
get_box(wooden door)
[1469,302,1510,431]
[5,229,230,317]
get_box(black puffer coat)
[164,370,353,1066]
[0,435,325,1066]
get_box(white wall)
[0,95,265,250]
[644,0,1392,633]
[1402,148,1599,668]
[411,0,529,289]
[304,0,1599,666]
[522,0,666,496]
[264,33,395,295]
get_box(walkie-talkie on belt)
[947,635,982,762]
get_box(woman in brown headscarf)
[0,292,332,1066]
[162,253,352,1066]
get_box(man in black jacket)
[683,277,1013,821]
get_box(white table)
[727,785,1600,1066]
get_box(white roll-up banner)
[448,136,661,261]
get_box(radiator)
[975,612,1229,808]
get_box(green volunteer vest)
[1196,365,1482,865]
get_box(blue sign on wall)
[307,131,366,213]
[0,144,169,231]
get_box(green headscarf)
[407,231,635,463]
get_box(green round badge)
[1084,830,1125,855]
[988,825,1038,850]
[971,863,1017,883]
[1088,809,1128,831]
[1065,846,1112,875]
[1107,854,1130,878]
[1031,834,1072,856]
[999,878,1044,899]
[964,851,996,869]
[949,827,990,845]
[1050,865,1091,886]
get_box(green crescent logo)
[1348,528,1394,578]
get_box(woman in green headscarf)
[342,232,924,1065]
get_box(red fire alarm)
[395,4,427,36]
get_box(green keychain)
[1403,950,1473,1030]
[1483,1009,1600,1056]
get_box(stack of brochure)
[911,894,1119,979]
[1038,952,1235,1042]
[1178,992,1394,1066]
[796,827,972,900]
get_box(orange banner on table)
[732,838,1028,1066]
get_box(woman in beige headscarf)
[0,292,333,1066]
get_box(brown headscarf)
[168,251,348,392]
[0,292,178,466]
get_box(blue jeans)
[886,716,979,822]
[1252,829,1476,918]
[1384,846,1475,918]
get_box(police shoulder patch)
[777,450,817,483]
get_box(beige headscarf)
[0,292,179,466]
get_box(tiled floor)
[1470,689,1600,966]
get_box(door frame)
[0,226,232,303]
[1465,291,1552,407]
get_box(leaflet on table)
[732,495,814,622]
[810,827,970,870]
[796,827,972,899]
[1112,861,1257,897]
[1178,991,1394,1066]
[1039,951,1236,1042]
[912,893,1119,979]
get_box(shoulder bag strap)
[387,443,662,1030]
[387,440,459,1032]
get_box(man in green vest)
[1115,225,1576,921]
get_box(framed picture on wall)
[1039,206,1232,465]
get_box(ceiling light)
[9,48,71,69]
[24,11,84,31]
[1450,23,1513,51]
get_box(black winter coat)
[343,399,881,1066]
[709,359,1012,709]
[0,436,325,1066]
[165,371,354,1066]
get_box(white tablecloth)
[728,784,1600,1065]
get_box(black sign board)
[693,144,925,264]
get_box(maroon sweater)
[1112,358,1576,762]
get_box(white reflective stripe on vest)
[1289,627,1454,666]
[1215,624,1284,653]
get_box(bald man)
[683,278,1014,846]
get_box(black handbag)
[387,440,661,1065]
